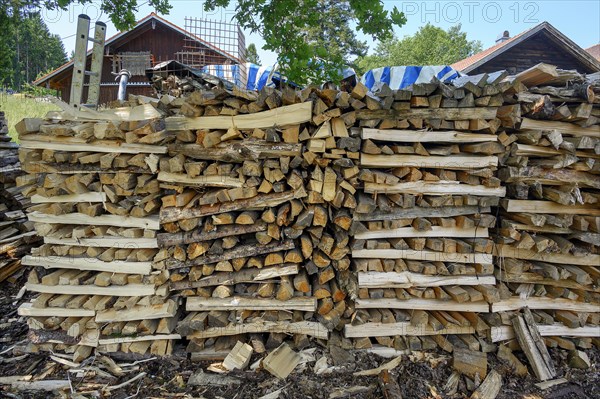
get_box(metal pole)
[115,69,131,102]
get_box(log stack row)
[0,111,40,283]
[344,75,517,352]
[490,65,600,349]
[15,105,179,359]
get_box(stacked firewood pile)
[345,74,515,352]
[14,63,599,367]
[15,105,179,359]
[489,64,600,355]
[0,112,40,283]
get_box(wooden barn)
[34,13,242,105]
[452,22,600,75]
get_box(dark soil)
[1,280,599,399]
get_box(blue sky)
[41,0,600,66]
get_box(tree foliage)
[357,23,482,73]
[245,43,261,65]
[0,3,67,88]
[203,0,406,84]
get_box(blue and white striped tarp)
[201,63,279,91]
[361,66,460,90]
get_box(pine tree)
[245,43,261,65]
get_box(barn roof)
[452,22,600,73]
[34,13,241,86]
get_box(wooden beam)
[501,200,600,216]
[358,272,495,288]
[491,324,600,342]
[166,102,312,130]
[95,300,177,322]
[158,222,266,247]
[344,322,475,338]
[157,172,242,188]
[52,101,162,122]
[22,255,152,275]
[26,283,155,297]
[28,211,160,230]
[356,107,498,121]
[98,334,181,345]
[520,118,600,138]
[499,167,600,189]
[188,320,328,339]
[160,189,306,223]
[170,264,299,290]
[356,226,488,240]
[362,129,497,143]
[365,181,506,197]
[20,135,167,154]
[492,297,600,312]
[186,296,316,312]
[354,206,490,222]
[497,245,600,267]
[356,298,489,312]
[43,236,158,248]
[31,192,107,203]
[353,248,493,265]
[361,154,498,169]
[169,141,302,162]
[18,303,95,318]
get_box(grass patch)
[0,93,60,142]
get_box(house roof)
[34,13,241,85]
[586,44,600,61]
[452,22,600,73]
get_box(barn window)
[112,51,154,75]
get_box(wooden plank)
[22,255,152,275]
[356,226,488,240]
[96,300,177,322]
[356,107,498,121]
[515,63,558,87]
[188,320,328,339]
[492,297,600,313]
[166,102,312,130]
[362,129,497,143]
[28,211,159,230]
[491,324,600,343]
[344,322,475,338]
[31,192,107,203]
[157,172,242,188]
[365,181,506,197]
[186,296,316,312]
[18,303,95,317]
[20,135,167,154]
[26,283,155,297]
[361,154,498,169]
[502,200,600,216]
[354,206,490,222]
[520,118,600,138]
[52,101,162,122]
[358,272,495,288]
[356,298,489,312]
[98,334,181,345]
[353,249,493,265]
[497,245,600,267]
[44,236,158,248]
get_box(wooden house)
[452,22,600,75]
[34,13,241,104]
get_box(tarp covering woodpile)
[12,62,599,372]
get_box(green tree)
[302,0,368,74]
[206,0,406,84]
[245,43,261,65]
[357,23,482,73]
